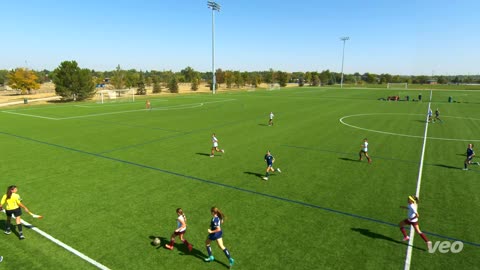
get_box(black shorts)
[6,208,22,218]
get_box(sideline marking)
[404,90,432,270]
[19,218,110,269]
[340,113,480,142]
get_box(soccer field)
[1,87,479,269]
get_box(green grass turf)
[0,87,479,269]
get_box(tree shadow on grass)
[351,228,425,251]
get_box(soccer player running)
[268,112,275,126]
[204,207,234,268]
[359,138,372,163]
[463,143,478,170]
[210,133,225,157]
[145,99,151,110]
[263,150,281,180]
[434,108,442,123]
[0,185,31,239]
[399,195,432,249]
[427,108,433,123]
[165,208,193,252]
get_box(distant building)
[427,79,438,85]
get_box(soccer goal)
[387,83,408,89]
[95,89,135,104]
[268,83,281,91]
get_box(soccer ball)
[152,237,161,246]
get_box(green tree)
[191,77,199,91]
[137,73,146,95]
[111,65,125,89]
[276,71,289,87]
[168,76,179,93]
[52,61,95,101]
[152,76,162,93]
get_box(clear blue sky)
[2,0,479,75]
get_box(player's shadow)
[350,228,425,251]
[196,153,211,157]
[258,123,269,126]
[339,157,359,162]
[244,171,264,178]
[149,235,169,249]
[432,164,459,170]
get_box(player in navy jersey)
[463,143,478,170]
[399,195,432,249]
[434,108,442,123]
[263,150,281,180]
[204,207,234,268]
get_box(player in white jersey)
[399,195,431,249]
[268,112,275,126]
[358,138,372,163]
[210,133,225,157]
[165,208,193,252]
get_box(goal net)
[387,83,408,89]
[95,89,135,104]
[268,83,281,91]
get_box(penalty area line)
[20,218,110,270]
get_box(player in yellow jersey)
[0,185,31,239]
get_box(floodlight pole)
[208,1,221,94]
[340,36,349,88]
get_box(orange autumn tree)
[7,68,40,94]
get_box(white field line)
[1,111,60,120]
[0,210,110,270]
[404,90,432,270]
[2,99,236,120]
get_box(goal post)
[95,89,135,104]
[268,83,281,91]
[387,83,408,89]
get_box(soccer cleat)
[0,255,3,262]
[477,162,480,166]
[427,241,432,250]
[210,155,214,158]
[462,168,468,171]
[276,168,281,173]
[204,256,215,262]
[403,236,410,241]
[165,244,174,250]
[262,177,268,181]
[19,234,25,240]
[229,258,235,268]
[187,243,193,252]
[4,229,11,235]
[221,149,225,153]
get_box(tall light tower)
[207,1,221,94]
[340,36,350,88]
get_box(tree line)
[1,61,479,101]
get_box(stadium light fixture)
[340,36,350,88]
[207,1,221,94]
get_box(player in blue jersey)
[463,143,478,170]
[263,150,281,180]
[204,207,234,268]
